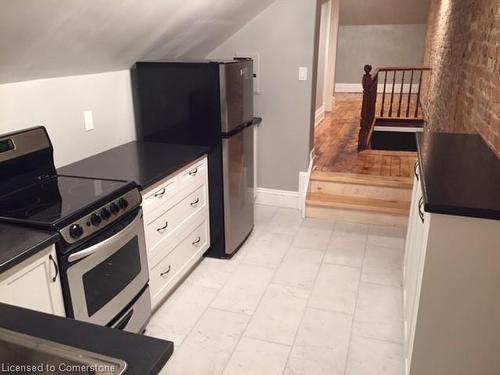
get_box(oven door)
[65,208,149,326]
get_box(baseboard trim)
[298,149,315,217]
[256,152,313,211]
[335,83,362,93]
[335,83,420,94]
[315,106,325,127]
[255,188,301,209]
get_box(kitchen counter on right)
[416,131,500,220]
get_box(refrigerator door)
[222,124,254,255]
[219,60,254,134]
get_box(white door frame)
[324,0,340,112]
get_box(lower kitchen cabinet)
[403,164,500,375]
[0,245,66,316]
[142,156,210,309]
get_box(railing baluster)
[358,64,377,151]
[397,71,405,117]
[388,70,396,117]
[415,70,423,118]
[357,64,431,151]
[380,71,387,117]
[406,70,414,117]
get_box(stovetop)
[0,175,135,230]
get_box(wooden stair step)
[361,149,417,157]
[306,192,410,216]
[310,171,413,189]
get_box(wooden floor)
[314,93,417,178]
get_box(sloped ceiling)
[340,0,430,26]
[0,0,274,83]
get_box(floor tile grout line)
[158,226,265,367]
[159,223,272,372]
[155,210,399,374]
[280,222,336,375]
[166,276,225,356]
[343,232,368,375]
[147,279,223,348]
[219,209,303,375]
[239,334,293,350]
[359,279,404,289]
[351,332,404,346]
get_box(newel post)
[358,64,375,151]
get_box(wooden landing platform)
[314,94,417,177]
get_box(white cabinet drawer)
[149,219,209,308]
[142,156,208,222]
[142,177,178,218]
[178,158,208,193]
[145,184,207,255]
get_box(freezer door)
[219,61,254,134]
[222,125,254,255]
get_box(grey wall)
[0,71,136,167]
[208,0,317,191]
[340,0,429,25]
[335,24,427,84]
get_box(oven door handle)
[68,209,142,263]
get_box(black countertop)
[416,132,500,220]
[58,141,209,191]
[0,303,173,374]
[0,224,59,273]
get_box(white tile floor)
[146,205,406,375]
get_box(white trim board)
[374,126,424,133]
[256,188,301,209]
[315,106,325,127]
[335,83,420,94]
[299,149,315,217]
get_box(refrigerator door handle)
[251,117,262,127]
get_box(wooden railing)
[358,65,432,151]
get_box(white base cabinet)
[0,245,65,316]
[404,167,500,375]
[142,156,210,309]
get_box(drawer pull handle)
[192,236,201,246]
[49,254,58,283]
[189,168,198,176]
[418,196,424,223]
[154,188,166,198]
[160,265,171,277]
[157,222,169,233]
[190,198,200,207]
[414,160,420,181]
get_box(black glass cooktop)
[0,175,132,229]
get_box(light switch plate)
[299,67,308,81]
[83,110,94,131]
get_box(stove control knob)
[110,203,119,215]
[69,224,83,239]
[118,198,128,210]
[100,208,111,220]
[90,213,102,226]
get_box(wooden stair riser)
[306,205,409,227]
[310,180,411,202]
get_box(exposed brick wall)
[422,0,500,156]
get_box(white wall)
[208,0,317,192]
[315,0,330,111]
[0,0,275,83]
[0,70,136,167]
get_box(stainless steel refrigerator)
[132,59,261,258]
